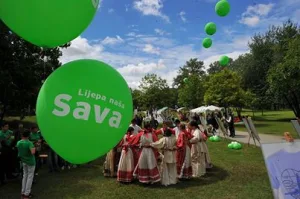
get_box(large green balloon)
[202,38,212,48]
[215,0,231,17]
[219,55,230,66]
[36,59,133,164]
[205,22,217,35]
[0,0,99,47]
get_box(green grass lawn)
[0,141,273,199]
[235,110,298,138]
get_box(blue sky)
[60,0,300,88]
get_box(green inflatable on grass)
[0,0,99,47]
[36,59,133,164]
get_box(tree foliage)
[267,35,300,117]
[173,58,205,87]
[204,69,251,109]
[178,75,205,108]
[137,74,175,109]
[207,58,233,75]
[0,20,69,120]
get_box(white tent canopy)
[177,107,187,112]
[206,105,222,111]
[157,107,168,115]
[190,106,207,113]
[190,105,222,114]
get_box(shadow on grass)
[131,165,229,190]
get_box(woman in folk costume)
[117,127,135,183]
[151,129,177,186]
[155,121,175,136]
[176,123,193,179]
[188,120,209,177]
[130,123,161,184]
[103,139,123,177]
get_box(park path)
[219,131,285,147]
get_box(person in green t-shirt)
[0,123,15,179]
[29,126,42,176]
[17,130,36,199]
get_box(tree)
[173,58,205,87]
[267,35,300,117]
[131,89,143,109]
[204,70,252,117]
[229,53,254,89]
[231,20,300,112]
[0,21,70,121]
[207,58,233,75]
[138,74,172,109]
[178,75,205,108]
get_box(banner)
[261,141,300,199]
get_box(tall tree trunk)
[236,107,242,119]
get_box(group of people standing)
[0,123,79,198]
[103,119,212,186]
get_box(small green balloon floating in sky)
[205,22,217,36]
[202,38,212,48]
[219,55,230,66]
[184,78,188,83]
[215,0,231,17]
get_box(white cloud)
[154,28,169,36]
[102,35,124,45]
[60,33,253,89]
[179,11,187,22]
[143,44,160,55]
[240,16,260,27]
[239,3,274,27]
[244,3,274,16]
[133,0,170,23]
[119,60,165,76]
[203,51,248,67]
[60,36,104,64]
[126,32,136,37]
[108,8,114,13]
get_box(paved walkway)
[219,131,285,147]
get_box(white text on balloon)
[52,94,122,128]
